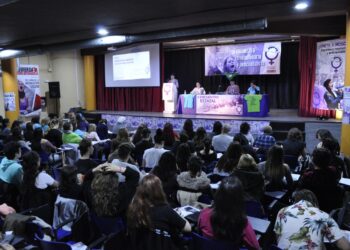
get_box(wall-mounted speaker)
[48,81,60,98]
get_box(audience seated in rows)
[132,124,147,145]
[212,124,233,152]
[176,143,191,172]
[181,118,195,141]
[196,138,217,166]
[233,154,264,202]
[45,119,63,148]
[274,189,350,250]
[209,121,222,140]
[127,174,191,250]
[90,163,139,217]
[152,152,179,206]
[134,128,154,165]
[0,142,23,188]
[298,148,343,212]
[177,156,210,207]
[0,113,349,249]
[20,151,58,210]
[282,128,306,158]
[193,127,207,152]
[86,123,101,141]
[234,122,254,146]
[62,122,82,144]
[198,176,260,249]
[142,129,168,169]
[253,125,276,153]
[258,145,293,191]
[214,143,242,177]
[163,122,178,150]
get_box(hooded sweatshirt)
[0,157,23,187]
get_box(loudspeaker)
[48,81,60,98]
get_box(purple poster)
[205,42,281,76]
[196,95,243,115]
[312,39,345,110]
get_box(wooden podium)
[162,82,177,113]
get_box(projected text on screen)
[112,51,150,81]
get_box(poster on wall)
[205,42,281,76]
[343,87,350,125]
[4,92,16,112]
[312,39,346,110]
[17,64,41,116]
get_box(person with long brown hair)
[258,145,293,191]
[128,174,191,249]
[198,176,259,249]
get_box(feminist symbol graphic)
[265,46,279,65]
[331,57,342,73]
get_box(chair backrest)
[245,200,265,219]
[344,157,350,178]
[53,195,89,230]
[35,234,72,250]
[269,244,282,250]
[192,232,240,250]
[91,213,125,236]
[283,155,299,172]
[103,231,127,250]
[22,203,52,225]
[0,179,19,208]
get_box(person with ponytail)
[196,138,217,165]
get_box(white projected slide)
[113,51,151,81]
[105,43,160,87]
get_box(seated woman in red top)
[198,176,260,250]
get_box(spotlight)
[294,2,308,10]
[97,28,109,36]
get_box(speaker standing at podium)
[169,74,179,89]
[163,76,178,113]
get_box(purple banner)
[312,39,345,110]
[205,42,281,76]
[196,95,243,115]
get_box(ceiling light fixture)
[98,35,126,45]
[294,2,309,10]
[97,28,109,36]
[0,49,21,59]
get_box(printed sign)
[196,95,243,115]
[205,42,281,76]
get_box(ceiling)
[0,0,348,50]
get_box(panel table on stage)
[176,94,269,117]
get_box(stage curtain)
[298,37,335,117]
[95,54,164,112]
[164,43,300,109]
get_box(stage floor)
[86,109,340,124]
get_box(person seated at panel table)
[225,80,240,95]
[247,80,260,95]
[190,82,206,95]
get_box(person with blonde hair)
[86,123,100,141]
[233,154,264,201]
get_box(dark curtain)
[95,52,164,112]
[164,43,300,109]
[298,37,335,118]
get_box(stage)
[84,109,340,123]
[83,109,341,153]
